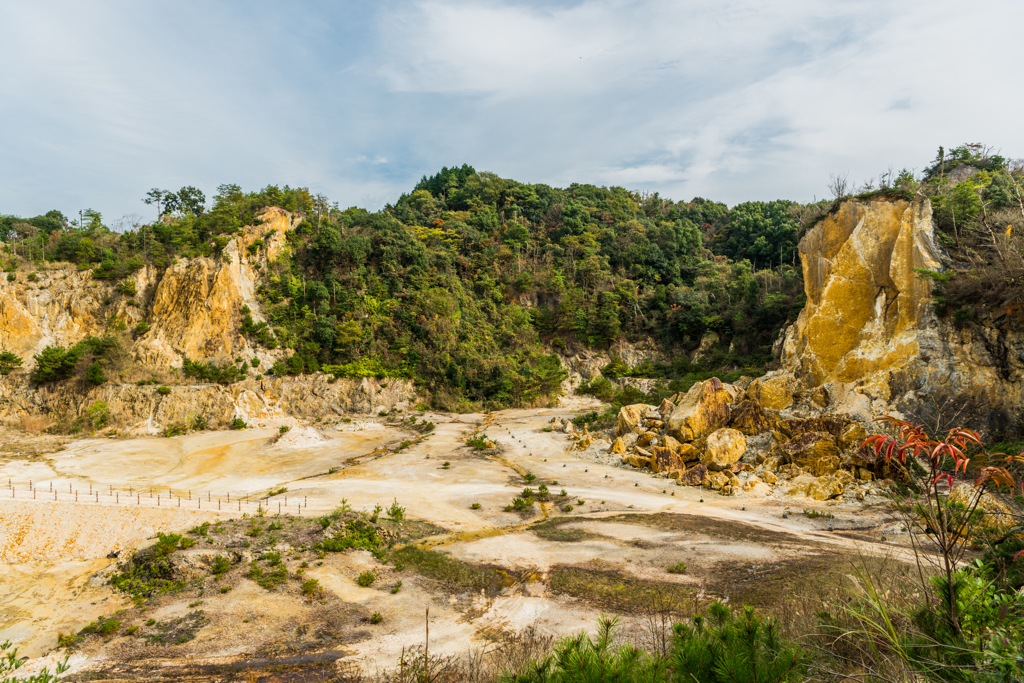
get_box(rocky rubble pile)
[558,374,905,501]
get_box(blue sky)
[2,0,1022,224]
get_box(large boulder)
[807,475,846,501]
[702,428,746,471]
[667,378,734,441]
[839,422,868,450]
[706,471,730,490]
[662,435,683,452]
[609,437,626,454]
[677,443,700,463]
[745,373,797,411]
[651,446,688,474]
[658,398,675,419]
[677,464,708,486]
[728,400,775,436]
[616,404,655,437]
[780,432,842,476]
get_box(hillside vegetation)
[3,144,1021,410]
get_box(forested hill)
[4,145,1016,410]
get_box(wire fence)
[3,479,308,516]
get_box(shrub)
[0,351,23,375]
[369,611,383,624]
[471,503,482,510]
[388,498,406,521]
[671,601,803,683]
[133,321,150,337]
[667,562,687,574]
[230,417,247,430]
[85,401,111,430]
[157,385,171,395]
[30,345,80,383]
[301,578,322,597]
[210,556,231,575]
[162,422,188,437]
[357,571,376,587]
[116,278,137,296]
[84,362,106,385]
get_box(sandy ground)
[0,407,905,675]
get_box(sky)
[2,0,1022,223]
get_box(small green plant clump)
[302,578,322,598]
[357,571,376,587]
[465,434,493,450]
[388,498,406,521]
[230,417,248,430]
[470,502,482,510]
[667,562,687,574]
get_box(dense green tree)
[0,351,23,375]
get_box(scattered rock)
[667,378,734,441]
[616,404,655,437]
[677,464,708,486]
[745,373,797,411]
[807,474,846,501]
[780,432,842,476]
[728,400,775,436]
[702,428,746,471]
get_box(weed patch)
[549,566,696,614]
[390,545,503,594]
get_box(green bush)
[157,385,171,395]
[670,601,802,683]
[30,345,80,383]
[387,498,406,521]
[230,417,247,430]
[0,350,23,375]
[357,571,376,587]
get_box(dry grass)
[18,414,52,433]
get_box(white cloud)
[1,0,1022,218]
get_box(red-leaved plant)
[863,416,1023,634]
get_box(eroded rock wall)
[781,195,1024,428]
[0,374,415,432]
[0,208,297,370]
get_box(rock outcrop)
[780,195,1024,429]
[0,374,415,432]
[0,208,298,371]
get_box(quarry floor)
[0,405,908,680]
